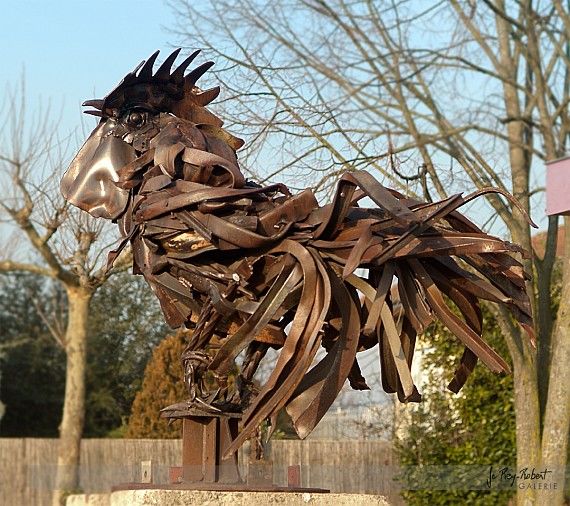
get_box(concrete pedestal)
[67,490,391,506]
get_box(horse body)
[61,50,534,452]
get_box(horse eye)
[126,111,146,127]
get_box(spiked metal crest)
[83,49,221,118]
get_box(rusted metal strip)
[190,211,293,249]
[210,256,301,373]
[380,303,415,398]
[287,267,360,438]
[225,243,328,454]
[409,259,510,374]
[181,147,245,188]
[346,273,415,399]
[116,149,156,182]
[363,262,396,336]
[397,319,422,402]
[394,263,434,334]
[136,183,287,221]
[343,171,418,225]
[313,180,357,239]
[423,261,482,334]
[342,226,373,279]
[448,348,478,393]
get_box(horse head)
[61,49,244,220]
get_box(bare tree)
[169,1,570,504]
[0,82,129,505]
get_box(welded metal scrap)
[61,49,535,453]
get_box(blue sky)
[0,1,394,406]
[0,1,549,231]
[1,1,179,137]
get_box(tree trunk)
[52,287,92,506]
[511,353,541,506]
[540,300,570,503]
[539,217,570,505]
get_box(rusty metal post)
[180,414,241,484]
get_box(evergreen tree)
[126,331,188,438]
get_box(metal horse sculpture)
[61,50,534,461]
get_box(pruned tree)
[168,1,570,504]
[0,82,130,505]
